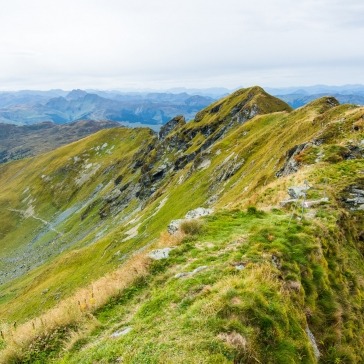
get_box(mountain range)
[0,86,363,363]
[0,89,215,127]
[1,85,364,129]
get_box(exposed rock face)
[276,143,309,177]
[158,115,186,140]
[342,182,364,211]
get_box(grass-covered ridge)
[1,204,363,363]
[0,86,363,363]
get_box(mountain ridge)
[0,86,363,363]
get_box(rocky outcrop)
[158,115,186,140]
[276,143,309,177]
[341,182,364,211]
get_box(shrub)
[180,219,204,235]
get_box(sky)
[0,0,363,90]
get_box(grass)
[1,204,363,363]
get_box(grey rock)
[159,115,186,140]
[276,143,309,177]
[174,272,189,278]
[174,265,208,279]
[148,248,173,260]
[272,255,282,269]
[352,188,364,196]
[207,194,219,205]
[302,198,329,208]
[288,186,310,199]
[342,184,364,211]
[280,199,298,207]
[168,208,213,235]
[167,219,184,234]
[110,327,132,338]
[305,327,320,359]
[185,207,213,219]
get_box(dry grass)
[180,219,204,235]
[0,231,184,363]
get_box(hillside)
[0,120,121,164]
[0,86,363,363]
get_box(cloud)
[0,0,363,90]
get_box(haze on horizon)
[0,0,363,91]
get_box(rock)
[174,265,208,279]
[168,208,213,235]
[159,115,186,140]
[207,194,219,206]
[276,143,309,177]
[286,280,301,292]
[167,219,184,234]
[280,198,298,207]
[197,159,211,170]
[271,255,282,269]
[104,188,122,203]
[305,327,320,359]
[148,248,173,260]
[185,207,213,219]
[110,327,132,338]
[288,185,310,199]
[302,198,329,208]
[235,264,245,271]
[341,183,364,211]
[174,272,189,278]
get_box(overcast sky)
[0,0,363,90]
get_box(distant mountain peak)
[66,89,88,100]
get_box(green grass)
[29,207,358,363]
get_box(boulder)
[167,219,184,234]
[148,248,173,260]
[288,185,310,199]
[185,207,213,219]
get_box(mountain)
[0,86,363,363]
[0,120,121,164]
[266,84,364,96]
[276,93,364,109]
[265,85,364,109]
[0,90,215,126]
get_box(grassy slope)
[0,88,363,363]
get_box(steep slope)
[0,87,363,363]
[0,120,121,163]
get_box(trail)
[8,208,63,235]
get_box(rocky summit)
[0,86,363,363]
